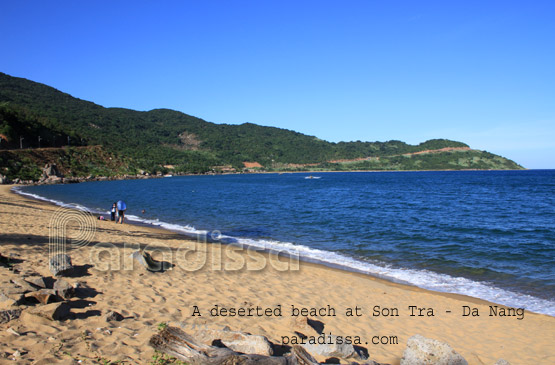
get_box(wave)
[13,186,555,317]
[13,187,100,211]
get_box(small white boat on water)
[304,175,321,179]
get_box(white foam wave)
[12,187,105,214]
[125,214,205,235]
[13,187,555,317]
[218,235,555,316]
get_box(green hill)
[0,72,523,181]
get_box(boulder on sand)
[24,276,47,289]
[105,310,124,322]
[193,328,273,356]
[25,289,58,305]
[27,302,70,321]
[49,254,73,277]
[301,333,367,360]
[53,279,75,300]
[129,250,172,272]
[401,334,467,365]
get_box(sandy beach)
[0,184,554,364]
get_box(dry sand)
[0,184,553,364]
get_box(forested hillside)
[0,72,523,181]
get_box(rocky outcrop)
[1,281,28,306]
[150,326,320,365]
[0,255,99,326]
[25,289,58,305]
[193,328,273,356]
[26,302,71,321]
[43,163,61,177]
[10,277,37,292]
[53,279,75,299]
[49,254,73,277]
[39,163,63,184]
[0,290,25,307]
[24,276,47,289]
[401,334,467,365]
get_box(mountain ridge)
[0,72,523,181]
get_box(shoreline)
[3,167,533,187]
[7,184,488,303]
[12,183,555,318]
[1,185,555,364]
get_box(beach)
[1,184,554,364]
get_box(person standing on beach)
[111,202,117,221]
[117,200,126,224]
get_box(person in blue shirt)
[117,200,126,224]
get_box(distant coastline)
[1,71,523,184]
[3,166,530,186]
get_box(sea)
[16,170,555,316]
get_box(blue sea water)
[17,170,555,316]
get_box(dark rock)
[105,310,124,322]
[27,302,70,321]
[49,254,73,277]
[129,250,173,272]
[0,309,22,324]
[53,279,74,299]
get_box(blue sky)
[1,1,554,168]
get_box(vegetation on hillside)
[0,72,523,181]
[288,150,522,171]
[0,146,136,181]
